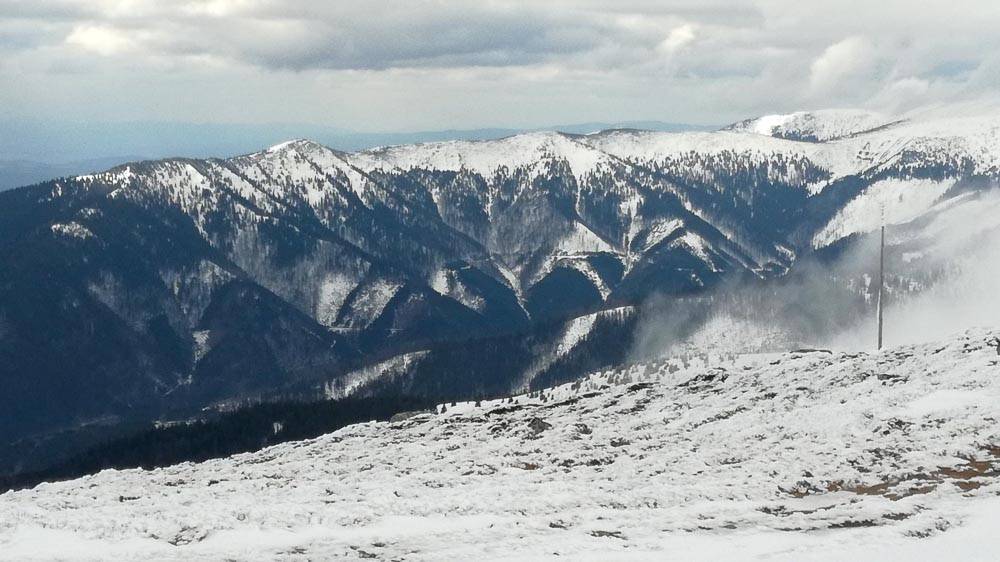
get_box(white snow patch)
[515,308,631,389]
[555,313,598,356]
[814,178,955,248]
[554,222,616,255]
[750,113,795,136]
[730,109,893,141]
[191,330,212,363]
[429,268,450,295]
[343,279,402,327]
[50,221,95,240]
[636,218,683,253]
[901,389,981,418]
[316,274,356,328]
[353,132,613,180]
[324,351,429,399]
[675,231,716,269]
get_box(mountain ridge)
[2,102,999,475]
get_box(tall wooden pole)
[877,225,885,350]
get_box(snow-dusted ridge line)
[283,105,999,193]
[70,103,1000,256]
[3,329,999,560]
[350,130,618,180]
[72,103,1000,194]
[724,109,898,142]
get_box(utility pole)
[877,224,885,350]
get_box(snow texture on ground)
[2,329,1000,561]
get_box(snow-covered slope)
[6,101,1000,476]
[725,109,896,142]
[69,102,1000,304]
[353,131,616,180]
[3,329,999,561]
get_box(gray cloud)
[0,1,999,133]
[1,1,663,70]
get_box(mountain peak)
[725,109,897,142]
[353,129,612,179]
[265,138,329,154]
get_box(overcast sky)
[2,0,999,138]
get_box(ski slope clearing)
[2,330,1000,561]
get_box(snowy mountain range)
[2,329,998,560]
[2,102,999,474]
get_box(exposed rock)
[390,410,435,423]
[527,417,552,434]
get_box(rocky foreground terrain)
[2,329,999,560]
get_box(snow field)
[2,329,999,560]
